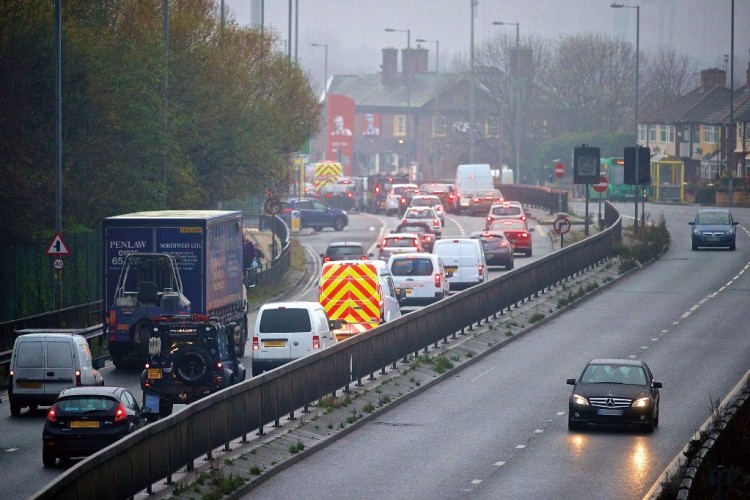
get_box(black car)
[567,359,662,433]
[470,231,514,269]
[280,198,348,231]
[393,222,438,252]
[42,386,147,467]
[689,207,737,250]
[320,241,373,262]
[141,315,247,418]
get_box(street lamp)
[385,28,411,173]
[311,43,328,161]
[415,38,439,72]
[611,2,641,231]
[493,21,520,185]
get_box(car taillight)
[478,264,484,275]
[324,256,331,262]
[434,273,442,287]
[382,239,388,247]
[521,215,527,221]
[473,198,480,202]
[360,255,368,260]
[424,235,432,241]
[114,403,127,422]
[433,219,440,226]
[347,192,353,198]
[47,406,57,423]
[521,232,528,237]
[75,369,81,386]
[499,240,509,248]
[252,336,259,351]
[313,335,321,349]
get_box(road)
[245,203,750,499]
[0,209,551,499]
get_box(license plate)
[403,288,413,296]
[263,340,286,347]
[71,421,100,429]
[148,368,162,380]
[706,237,719,242]
[445,267,457,274]
[597,409,623,416]
[18,381,42,389]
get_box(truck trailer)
[103,210,248,368]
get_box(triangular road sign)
[46,232,70,256]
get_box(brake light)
[412,239,419,247]
[324,256,331,262]
[473,198,480,202]
[424,235,432,241]
[478,264,484,275]
[114,403,127,422]
[313,335,321,349]
[360,255,368,260]
[521,232,528,238]
[382,239,388,247]
[47,406,57,423]
[433,219,440,227]
[486,216,492,223]
[434,272,442,288]
[521,215,527,221]
[75,369,81,386]
[499,240,509,248]
[252,336,259,351]
[347,192,353,198]
[375,186,381,194]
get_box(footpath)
[146,208,625,499]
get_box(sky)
[224,0,750,94]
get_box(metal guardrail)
[33,202,622,499]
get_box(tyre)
[692,241,698,250]
[252,365,263,377]
[333,217,346,231]
[526,249,533,257]
[42,448,56,468]
[159,399,174,418]
[10,401,22,416]
[173,346,211,384]
[654,405,660,427]
[641,419,654,434]
[507,259,514,270]
[730,242,736,251]
[111,355,125,369]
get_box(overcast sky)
[224,0,749,93]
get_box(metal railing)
[33,202,622,499]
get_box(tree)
[640,47,698,118]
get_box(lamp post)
[417,38,439,179]
[415,38,439,72]
[493,21,520,185]
[611,2,641,231]
[469,0,476,163]
[311,43,328,161]
[385,28,411,173]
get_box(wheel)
[172,346,211,384]
[111,355,125,370]
[333,217,346,231]
[641,419,654,434]
[653,403,660,427]
[526,249,533,257]
[29,404,38,413]
[692,241,698,250]
[252,365,263,377]
[42,448,56,468]
[10,401,22,416]
[730,242,736,251]
[159,399,173,418]
[312,226,324,232]
[507,259,514,270]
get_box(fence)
[32,201,622,499]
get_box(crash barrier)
[32,203,622,499]
[497,184,568,214]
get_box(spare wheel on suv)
[173,346,212,384]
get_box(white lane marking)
[471,479,482,485]
[661,329,669,333]
[5,448,18,452]
[495,461,506,467]
[516,444,526,449]
[471,367,495,382]
[534,429,544,434]
[629,355,637,359]
[556,412,565,416]
[690,305,700,311]
[651,338,659,342]
[680,312,691,319]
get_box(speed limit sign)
[53,258,64,270]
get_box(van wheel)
[173,346,211,384]
[29,404,38,413]
[42,449,56,467]
[10,401,22,416]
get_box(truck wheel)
[10,401,22,416]
[173,346,211,384]
[159,399,174,417]
[333,217,346,231]
[111,355,125,370]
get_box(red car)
[487,219,535,256]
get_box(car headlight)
[693,229,701,235]
[571,394,589,406]
[632,397,650,408]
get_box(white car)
[432,238,488,290]
[377,233,426,261]
[385,183,419,216]
[410,195,446,226]
[401,206,442,237]
[388,253,451,306]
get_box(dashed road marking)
[495,461,506,467]
[471,367,495,382]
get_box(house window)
[703,125,718,144]
[681,124,690,142]
[393,115,406,137]
[649,125,657,142]
[485,117,500,138]
[666,125,675,143]
[638,124,647,142]
[432,116,447,137]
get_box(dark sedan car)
[43,386,148,467]
[320,241,372,262]
[567,359,662,433]
[689,207,737,250]
[281,198,348,231]
[470,231,514,269]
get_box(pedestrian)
[243,237,256,268]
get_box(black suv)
[140,315,246,418]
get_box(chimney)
[381,47,398,85]
[401,46,429,85]
[700,68,726,89]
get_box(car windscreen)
[404,210,433,219]
[581,364,647,385]
[491,206,522,216]
[329,246,364,256]
[697,212,730,225]
[390,258,434,276]
[386,237,419,248]
[56,396,118,413]
[260,308,312,333]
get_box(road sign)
[53,258,64,270]
[553,216,571,235]
[593,176,609,193]
[264,197,282,215]
[45,232,70,256]
[554,162,565,179]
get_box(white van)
[252,302,338,376]
[8,330,105,416]
[432,238,488,290]
[455,164,494,215]
[388,253,451,306]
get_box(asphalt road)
[245,203,750,499]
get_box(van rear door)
[11,338,45,393]
[257,307,312,361]
[44,339,77,396]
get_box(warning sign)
[45,232,70,256]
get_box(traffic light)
[573,146,600,184]
[623,146,651,185]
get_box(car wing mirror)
[652,381,663,389]
[329,319,346,330]
[398,288,407,303]
[92,357,106,369]
[319,253,325,258]
[368,253,374,257]
[566,378,576,385]
[733,221,738,225]
[529,227,535,232]
[445,271,453,278]
[688,221,695,226]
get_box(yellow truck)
[318,260,402,341]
